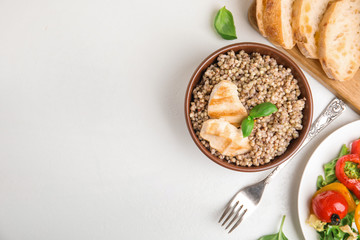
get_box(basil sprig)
[258,215,288,240]
[241,102,278,138]
[249,102,278,118]
[241,116,254,138]
[214,6,237,40]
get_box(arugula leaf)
[317,175,326,190]
[258,215,288,240]
[339,144,349,158]
[241,116,254,138]
[316,206,356,239]
[214,7,237,40]
[318,225,350,240]
[339,211,354,227]
[316,158,338,189]
[324,158,338,182]
[316,145,349,189]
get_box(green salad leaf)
[339,144,350,158]
[214,7,237,40]
[315,144,359,240]
[317,212,357,240]
[316,159,337,189]
[318,226,349,240]
[258,215,288,240]
[316,176,326,190]
[339,211,354,227]
[316,144,349,190]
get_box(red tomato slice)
[312,190,348,224]
[351,139,360,155]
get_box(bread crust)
[263,0,295,49]
[263,0,283,46]
[297,42,314,58]
[256,0,267,36]
[318,0,360,81]
[293,0,313,58]
[292,0,305,40]
[292,0,314,58]
[318,1,340,80]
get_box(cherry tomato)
[351,139,360,155]
[312,190,348,225]
[312,182,356,212]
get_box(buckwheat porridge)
[189,50,305,167]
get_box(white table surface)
[0,0,359,239]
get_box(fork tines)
[218,201,248,233]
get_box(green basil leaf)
[258,215,288,240]
[249,102,278,118]
[241,116,254,138]
[214,6,237,40]
[258,233,279,240]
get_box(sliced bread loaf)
[318,0,360,81]
[256,0,267,36]
[292,0,332,59]
[262,0,296,49]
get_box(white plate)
[298,120,360,239]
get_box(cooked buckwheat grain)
[190,50,305,167]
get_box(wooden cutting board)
[248,1,360,114]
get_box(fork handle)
[263,98,346,185]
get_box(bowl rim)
[184,42,313,172]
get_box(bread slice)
[208,80,247,127]
[292,0,332,59]
[318,0,360,81]
[200,119,252,157]
[256,0,267,37]
[262,0,296,49]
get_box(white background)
[0,0,358,239]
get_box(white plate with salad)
[298,120,360,240]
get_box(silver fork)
[219,98,346,233]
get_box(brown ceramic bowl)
[185,42,313,172]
